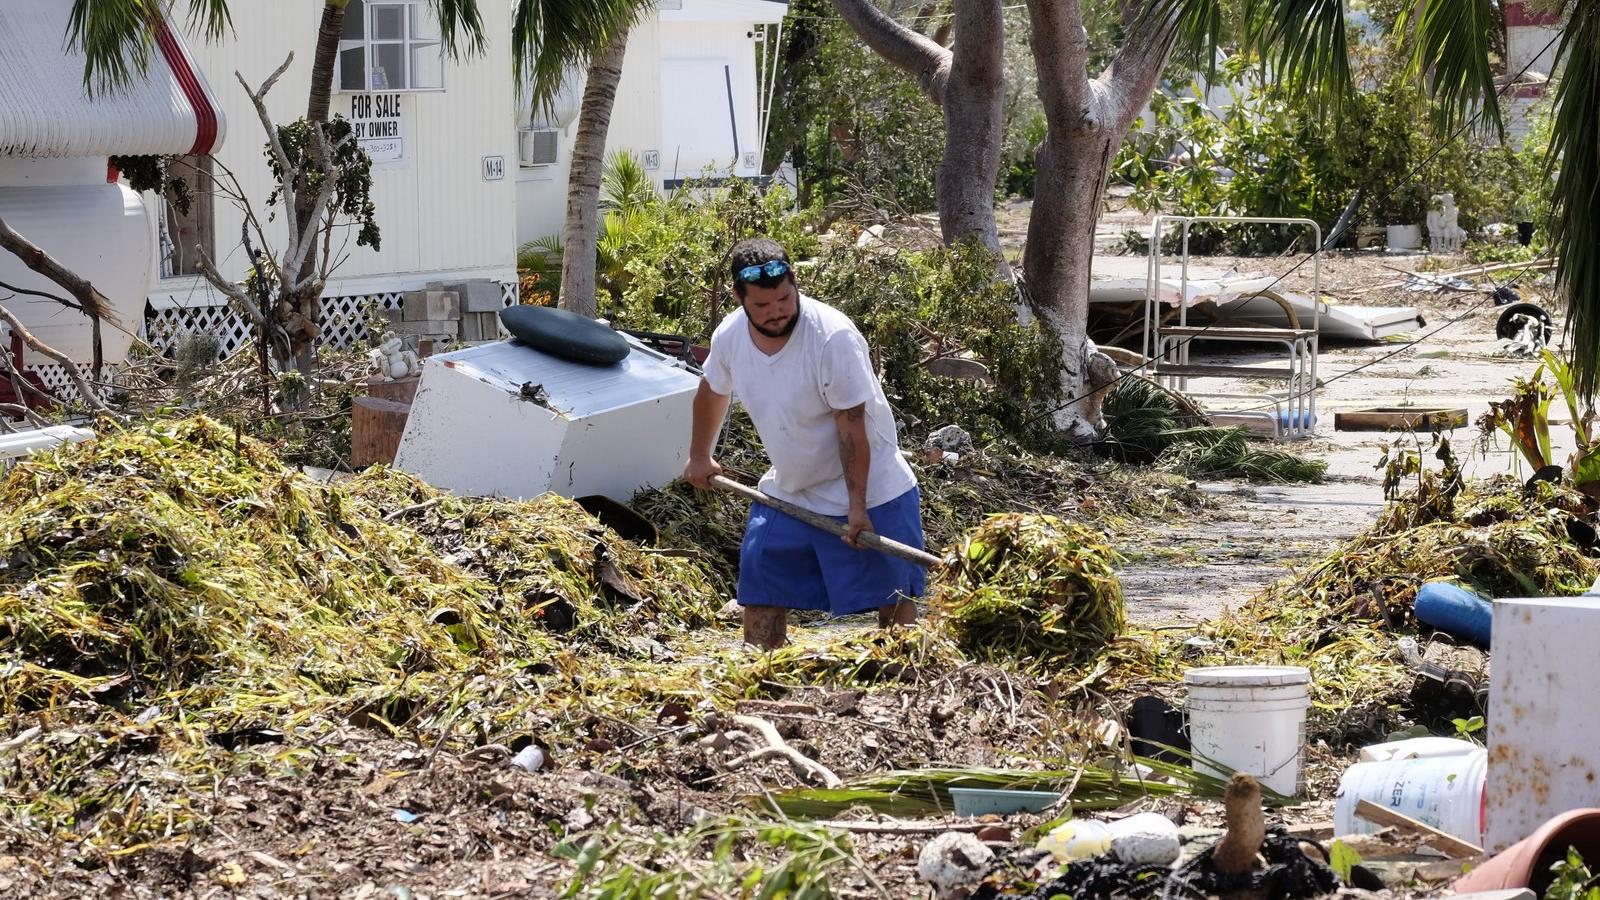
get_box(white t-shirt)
[702,295,918,516]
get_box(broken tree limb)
[1353,798,1483,859]
[1213,773,1267,875]
[1369,258,1558,292]
[0,214,114,321]
[0,304,113,415]
[728,714,842,788]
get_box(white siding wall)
[658,21,766,182]
[514,13,773,248]
[154,1,516,304]
[516,15,664,246]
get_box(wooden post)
[351,396,411,467]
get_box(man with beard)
[684,237,924,649]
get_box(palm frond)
[1548,0,1600,397]
[513,0,653,114]
[769,757,1290,819]
[1239,0,1352,117]
[1148,0,1229,86]
[518,235,564,275]
[601,150,657,214]
[1399,0,1502,137]
[69,0,231,95]
[432,0,487,58]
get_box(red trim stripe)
[152,12,219,155]
[1504,1,1562,27]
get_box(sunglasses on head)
[736,259,791,283]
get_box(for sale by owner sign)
[348,93,405,164]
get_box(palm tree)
[513,0,656,319]
[833,0,1599,430]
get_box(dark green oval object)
[499,305,630,366]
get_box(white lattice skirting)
[13,282,516,409]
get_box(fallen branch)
[0,214,113,321]
[0,304,114,415]
[1369,257,1558,292]
[0,725,42,753]
[383,497,443,523]
[728,714,842,788]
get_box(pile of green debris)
[933,514,1127,672]
[0,417,721,744]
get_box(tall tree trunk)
[1024,127,1121,440]
[1022,0,1178,438]
[559,24,631,319]
[830,0,1002,251]
[308,0,350,124]
[938,0,1004,252]
[282,0,350,380]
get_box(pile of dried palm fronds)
[931,514,1126,673]
[1099,377,1326,483]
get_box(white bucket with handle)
[1184,666,1311,796]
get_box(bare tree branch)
[287,126,347,289]
[1027,0,1092,126]
[0,303,114,415]
[0,213,114,323]
[194,249,268,327]
[0,402,51,428]
[236,54,301,244]
[830,0,952,105]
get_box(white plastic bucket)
[1333,749,1488,846]
[1184,666,1311,796]
[1386,224,1423,250]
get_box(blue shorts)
[737,487,926,616]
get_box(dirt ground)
[3,206,1554,899]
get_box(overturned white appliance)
[394,337,701,501]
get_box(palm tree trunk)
[281,0,349,387]
[560,24,632,319]
[308,1,350,123]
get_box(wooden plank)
[1334,407,1468,432]
[1151,364,1296,379]
[1353,798,1483,859]
[351,397,412,468]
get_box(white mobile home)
[0,0,223,386]
[516,0,788,246]
[145,0,520,358]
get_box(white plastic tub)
[1184,665,1311,796]
[1334,749,1488,846]
[1386,224,1423,250]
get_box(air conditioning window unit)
[518,128,559,167]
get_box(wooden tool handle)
[709,474,941,569]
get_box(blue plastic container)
[1413,581,1493,648]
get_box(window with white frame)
[337,0,443,92]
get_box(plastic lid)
[1183,665,1310,687]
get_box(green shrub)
[810,241,1063,447]
[1114,52,1529,254]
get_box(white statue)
[1427,193,1467,253]
[367,334,420,381]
